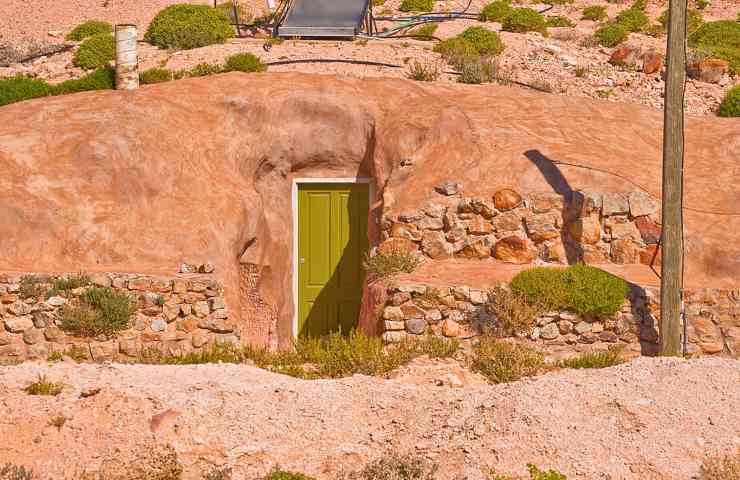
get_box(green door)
[298,183,369,337]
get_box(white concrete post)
[115,24,139,90]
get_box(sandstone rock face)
[0,73,738,348]
[687,58,729,84]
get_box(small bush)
[363,246,420,279]
[58,287,135,337]
[48,414,67,429]
[695,0,709,9]
[527,464,567,480]
[581,6,607,22]
[24,374,64,396]
[223,52,266,73]
[0,75,52,107]
[472,337,545,383]
[480,0,512,23]
[398,0,433,12]
[543,0,572,4]
[47,351,64,362]
[65,344,90,362]
[559,345,624,369]
[485,286,538,336]
[344,453,437,480]
[719,85,740,118]
[73,33,115,70]
[546,16,575,28]
[511,265,629,318]
[594,23,628,47]
[689,21,740,74]
[264,468,315,480]
[139,67,174,84]
[66,20,113,41]
[615,8,649,32]
[409,22,438,39]
[145,4,234,50]
[458,55,500,84]
[631,0,646,10]
[434,37,479,68]
[459,26,506,55]
[574,66,588,77]
[701,449,740,480]
[658,8,704,34]
[502,8,547,35]
[51,67,115,95]
[19,275,45,299]
[0,464,34,480]
[406,59,440,81]
[180,62,223,78]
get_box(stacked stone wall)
[379,185,662,266]
[380,281,740,359]
[0,272,235,364]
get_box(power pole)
[660,0,687,356]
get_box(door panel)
[298,183,369,337]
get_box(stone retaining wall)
[0,272,236,364]
[379,185,662,266]
[380,281,740,359]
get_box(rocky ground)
[1,0,738,115]
[0,356,739,479]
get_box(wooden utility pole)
[660,0,687,356]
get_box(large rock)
[687,58,729,84]
[568,215,601,245]
[421,231,454,260]
[493,189,522,211]
[628,191,658,217]
[493,236,537,264]
[492,210,524,232]
[458,235,494,259]
[378,238,418,254]
[525,212,560,242]
[609,46,641,69]
[391,223,422,241]
[4,316,34,333]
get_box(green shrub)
[527,464,567,480]
[0,463,34,480]
[502,8,547,35]
[546,16,575,28]
[179,62,224,78]
[139,67,174,84]
[73,33,115,69]
[19,275,45,299]
[264,468,315,480]
[559,345,624,369]
[457,55,500,84]
[223,52,266,72]
[719,85,740,118]
[594,23,628,47]
[484,286,538,336]
[581,6,607,21]
[543,0,572,4]
[434,37,479,68]
[658,8,704,34]
[51,67,115,95]
[459,26,506,55]
[345,454,437,480]
[480,0,512,22]
[24,374,64,396]
[563,264,630,317]
[66,20,113,41]
[689,21,740,74]
[363,246,420,279]
[145,4,234,50]
[58,287,135,337]
[615,8,649,32]
[0,75,52,107]
[409,22,438,39]
[406,59,440,81]
[471,337,545,383]
[398,0,433,12]
[511,265,629,318]
[510,267,569,311]
[695,0,709,9]
[45,272,92,298]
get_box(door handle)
[300,258,306,264]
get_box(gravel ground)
[0,356,738,479]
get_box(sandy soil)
[0,356,739,479]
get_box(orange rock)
[378,237,418,254]
[642,51,663,75]
[493,236,537,264]
[493,189,522,211]
[441,318,461,337]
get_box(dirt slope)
[0,356,738,479]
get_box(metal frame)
[291,177,373,339]
[275,0,373,38]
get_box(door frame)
[291,177,374,339]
